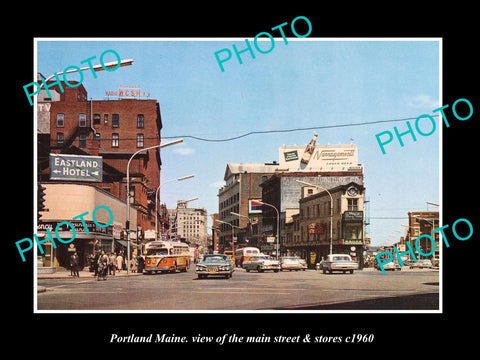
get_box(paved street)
[36,268,439,311]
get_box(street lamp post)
[155,175,194,240]
[256,201,280,260]
[39,59,134,87]
[230,211,252,245]
[296,180,334,255]
[217,220,242,252]
[125,139,184,274]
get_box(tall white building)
[168,201,208,251]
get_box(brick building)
[405,211,439,260]
[217,163,280,251]
[38,80,165,248]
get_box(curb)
[37,272,144,280]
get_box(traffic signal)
[37,183,47,221]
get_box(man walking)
[70,251,80,277]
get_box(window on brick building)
[57,113,64,127]
[93,113,101,125]
[57,132,64,146]
[112,114,119,128]
[137,114,144,128]
[79,113,86,127]
[112,133,119,147]
[79,134,86,147]
[94,133,100,142]
[137,133,144,148]
[104,114,108,124]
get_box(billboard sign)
[279,144,359,172]
[49,154,103,182]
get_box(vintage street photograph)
[32,37,441,312]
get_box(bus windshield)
[146,249,168,256]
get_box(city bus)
[234,247,260,267]
[143,241,191,274]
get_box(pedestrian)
[116,252,123,273]
[97,250,108,279]
[131,255,137,273]
[70,251,80,277]
[108,252,116,275]
[88,253,94,272]
[93,251,100,276]
[136,254,145,274]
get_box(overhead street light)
[156,174,195,240]
[256,201,280,260]
[40,59,134,88]
[217,220,242,251]
[125,139,184,274]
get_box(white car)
[381,261,402,271]
[280,257,303,271]
[243,255,280,272]
[322,254,359,274]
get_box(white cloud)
[173,146,196,156]
[405,94,439,110]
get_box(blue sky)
[36,38,440,246]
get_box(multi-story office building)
[168,201,208,252]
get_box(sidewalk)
[37,269,143,280]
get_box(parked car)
[243,255,280,273]
[409,259,433,269]
[280,257,303,271]
[402,259,415,267]
[316,259,326,271]
[322,254,359,274]
[298,258,308,271]
[380,261,402,271]
[195,254,235,279]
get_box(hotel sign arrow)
[49,154,103,182]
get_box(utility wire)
[162,115,439,142]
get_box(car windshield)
[202,255,227,262]
[146,249,168,256]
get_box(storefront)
[36,183,137,273]
[37,219,114,272]
[341,211,365,268]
